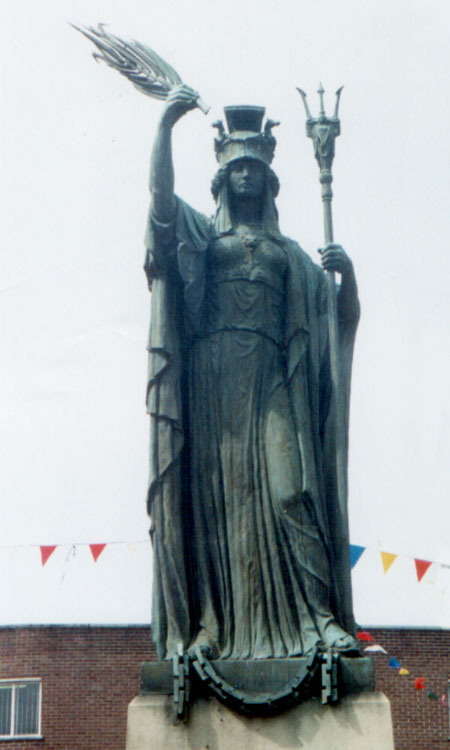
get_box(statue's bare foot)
[320,620,360,655]
[303,636,325,656]
[188,629,219,660]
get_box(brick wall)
[0,625,448,749]
[0,626,155,750]
[370,628,449,750]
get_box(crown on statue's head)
[213,106,279,168]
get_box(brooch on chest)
[241,235,262,252]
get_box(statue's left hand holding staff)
[319,243,359,320]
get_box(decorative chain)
[172,646,342,722]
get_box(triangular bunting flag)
[381,551,397,574]
[364,645,387,654]
[415,559,432,582]
[40,545,57,566]
[350,545,366,569]
[357,631,375,642]
[414,677,426,690]
[399,668,409,676]
[440,694,448,707]
[389,657,400,669]
[427,691,438,700]
[89,543,106,562]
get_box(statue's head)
[211,158,279,203]
[211,106,280,222]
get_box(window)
[0,680,41,739]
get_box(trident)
[297,84,355,633]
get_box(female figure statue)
[145,85,360,661]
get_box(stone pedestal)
[126,691,395,750]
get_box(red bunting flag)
[357,631,375,642]
[89,543,107,562]
[414,677,426,690]
[40,545,57,566]
[415,559,432,582]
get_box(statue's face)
[228,158,265,199]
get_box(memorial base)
[126,691,394,750]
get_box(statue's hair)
[211,163,280,202]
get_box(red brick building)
[0,625,448,749]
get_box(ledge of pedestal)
[126,691,394,750]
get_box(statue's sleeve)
[144,197,211,331]
[144,197,210,282]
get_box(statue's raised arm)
[149,84,200,223]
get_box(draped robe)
[144,196,359,660]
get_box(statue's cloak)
[144,198,359,660]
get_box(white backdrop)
[0,0,449,627]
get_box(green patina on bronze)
[145,87,360,663]
[76,26,364,714]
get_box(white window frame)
[0,678,42,741]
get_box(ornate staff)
[297,84,354,631]
[72,23,210,114]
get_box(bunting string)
[349,544,448,582]
[1,540,150,566]
[0,541,447,579]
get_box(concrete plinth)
[126,692,394,750]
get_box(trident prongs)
[297,84,344,123]
[296,81,343,212]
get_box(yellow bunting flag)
[399,668,409,676]
[381,551,397,574]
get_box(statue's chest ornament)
[241,234,261,252]
[234,229,265,268]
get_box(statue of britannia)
[145,85,360,662]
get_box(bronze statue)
[145,85,360,661]
[73,27,373,719]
